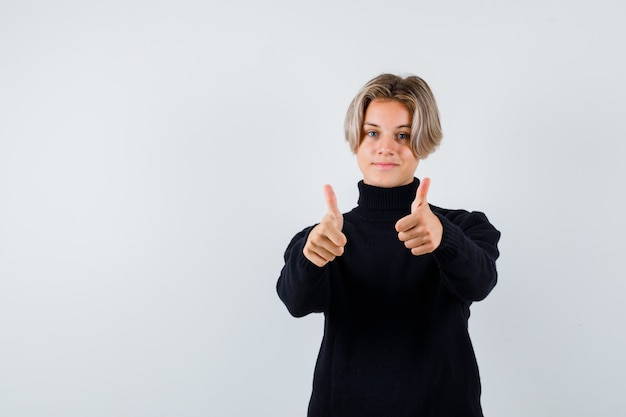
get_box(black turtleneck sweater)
[277,179,501,417]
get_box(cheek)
[402,150,419,168]
[402,146,418,160]
[356,142,367,158]
[356,147,370,170]
[358,141,375,154]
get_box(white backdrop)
[1,1,625,416]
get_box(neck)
[354,178,420,221]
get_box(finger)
[397,228,419,243]
[323,184,342,220]
[412,177,431,212]
[324,226,347,249]
[411,242,437,256]
[304,238,343,266]
[402,235,428,250]
[310,222,346,255]
[316,238,344,257]
[395,213,417,233]
[303,248,332,267]
[410,245,429,257]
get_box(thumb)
[323,184,343,226]
[411,177,431,212]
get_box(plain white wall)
[1,0,624,416]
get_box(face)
[356,99,419,188]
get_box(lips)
[373,162,398,170]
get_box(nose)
[376,134,397,154]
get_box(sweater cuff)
[432,213,464,265]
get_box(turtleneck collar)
[353,178,420,221]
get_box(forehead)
[364,99,412,124]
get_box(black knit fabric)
[277,178,501,417]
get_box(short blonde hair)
[344,73,443,159]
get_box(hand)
[303,184,347,267]
[395,178,443,256]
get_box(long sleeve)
[432,208,501,302]
[276,226,332,317]
[276,180,501,417]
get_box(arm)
[432,209,501,302]
[276,185,347,317]
[276,227,332,317]
[395,178,500,302]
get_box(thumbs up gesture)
[395,178,443,256]
[303,185,348,267]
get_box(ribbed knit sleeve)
[432,208,501,302]
[276,226,332,317]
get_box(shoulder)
[431,205,500,235]
[431,205,487,221]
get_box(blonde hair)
[344,73,443,159]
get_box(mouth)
[373,162,398,170]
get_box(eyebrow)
[363,122,412,129]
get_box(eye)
[366,131,378,138]
[397,132,409,140]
